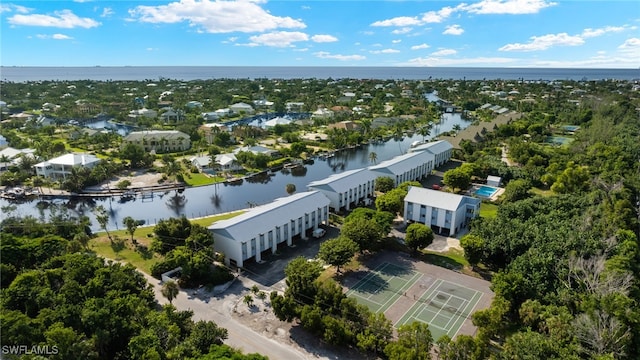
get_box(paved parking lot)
[242,224,340,289]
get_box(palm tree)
[161,280,179,304]
[419,123,432,142]
[93,205,112,243]
[369,151,378,164]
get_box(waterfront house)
[368,151,435,187]
[403,186,480,236]
[264,117,292,128]
[307,168,376,212]
[201,112,220,122]
[209,191,330,267]
[408,140,453,167]
[128,108,157,119]
[122,130,191,153]
[190,153,242,172]
[233,145,280,158]
[33,153,101,180]
[328,120,359,131]
[0,147,36,171]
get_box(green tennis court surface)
[347,262,483,340]
[345,262,421,313]
[395,279,482,340]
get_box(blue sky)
[1,0,639,68]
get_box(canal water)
[0,113,470,231]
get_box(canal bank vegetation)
[90,210,245,280]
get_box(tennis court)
[395,279,483,340]
[346,261,484,341]
[345,262,422,313]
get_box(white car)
[312,228,326,238]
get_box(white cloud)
[618,38,640,59]
[373,1,555,31]
[1,4,31,14]
[248,31,309,47]
[311,34,338,43]
[463,0,557,15]
[499,32,584,51]
[443,24,464,35]
[371,16,421,27]
[370,49,401,54]
[411,43,430,50]
[129,0,306,33]
[581,25,627,38]
[431,49,457,56]
[392,27,412,35]
[9,9,100,28]
[402,56,516,67]
[36,33,73,40]
[619,37,640,50]
[101,7,114,18]
[421,6,456,23]
[392,39,402,44]
[314,51,366,61]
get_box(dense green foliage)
[270,256,427,358]
[0,217,264,360]
[456,90,640,359]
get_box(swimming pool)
[474,185,499,198]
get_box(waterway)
[0,113,470,231]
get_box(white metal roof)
[404,186,479,211]
[34,153,101,167]
[409,140,453,156]
[368,151,434,176]
[209,191,330,241]
[307,168,376,193]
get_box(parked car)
[312,228,326,238]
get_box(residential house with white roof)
[311,108,334,120]
[33,153,101,180]
[264,117,292,128]
[209,191,330,267]
[0,147,36,171]
[128,108,157,119]
[122,130,191,153]
[368,151,435,187]
[190,153,242,172]
[408,140,453,167]
[230,102,255,115]
[307,168,377,211]
[403,186,480,236]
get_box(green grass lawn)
[92,210,246,273]
[90,237,160,274]
[182,172,220,186]
[421,248,469,270]
[479,202,499,218]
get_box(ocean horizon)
[1,66,639,82]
